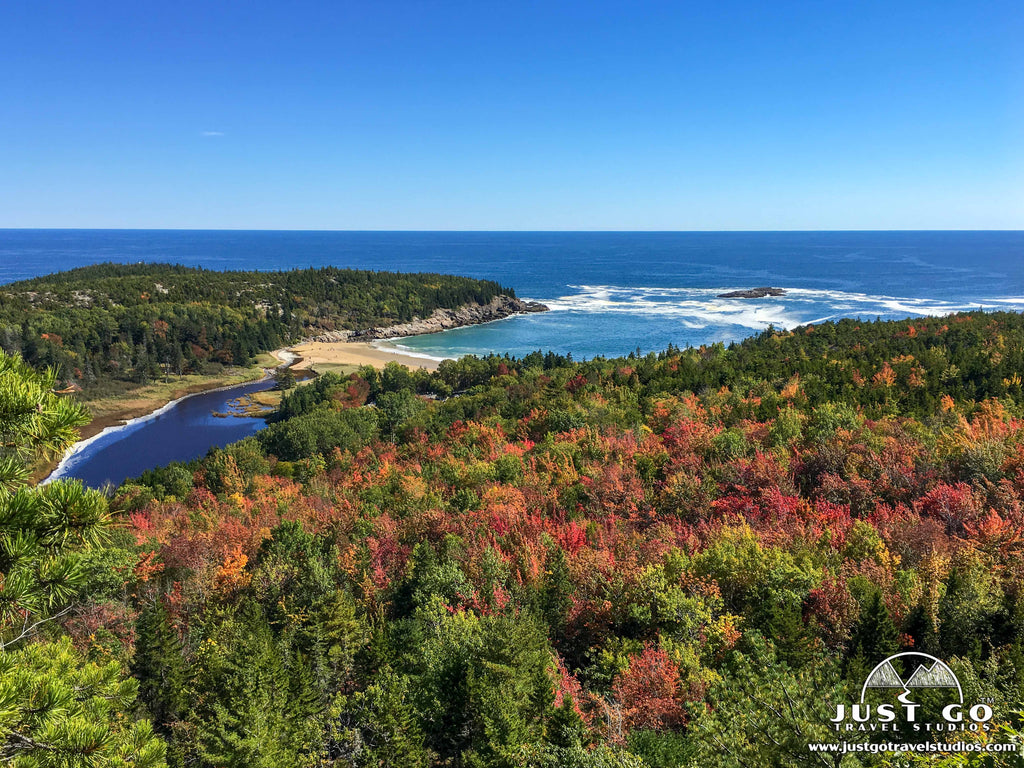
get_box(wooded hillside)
[0,263,511,394]
[74,309,1024,766]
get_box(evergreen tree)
[331,669,433,768]
[0,638,167,767]
[688,636,860,768]
[845,591,901,683]
[0,350,166,765]
[0,351,104,641]
[194,610,319,768]
[132,600,187,733]
[538,541,575,641]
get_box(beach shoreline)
[288,340,446,372]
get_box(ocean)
[3,229,1024,360]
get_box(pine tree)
[330,669,432,768]
[314,589,370,696]
[132,600,187,733]
[287,648,326,761]
[845,591,901,683]
[0,352,103,639]
[0,638,167,767]
[538,542,575,639]
[0,350,167,765]
[195,609,314,768]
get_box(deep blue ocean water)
[3,229,1024,361]
[4,229,1023,487]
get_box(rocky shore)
[310,295,548,343]
[717,287,786,299]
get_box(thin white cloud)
[201,130,225,137]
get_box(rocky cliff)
[310,295,548,343]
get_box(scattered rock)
[717,287,786,299]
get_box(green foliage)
[249,521,337,627]
[314,590,371,694]
[401,599,558,766]
[0,263,511,393]
[0,353,90,494]
[131,601,187,734]
[845,590,901,682]
[330,669,433,768]
[377,388,429,440]
[273,368,296,390]
[258,404,378,461]
[62,309,1024,765]
[0,351,111,647]
[0,349,164,765]
[687,636,858,767]
[191,609,322,768]
[0,637,166,767]
[692,525,819,626]
[0,481,109,642]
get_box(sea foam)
[537,285,1024,333]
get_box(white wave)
[542,286,802,330]
[371,340,457,363]
[534,285,1024,332]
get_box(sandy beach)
[287,340,445,372]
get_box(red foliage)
[804,575,859,648]
[611,646,688,733]
[916,482,983,534]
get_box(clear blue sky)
[2,1,1022,230]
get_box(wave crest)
[536,285,1024,332]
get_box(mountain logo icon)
[860,652,963,704]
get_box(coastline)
[38,337,448,484]
[78,372,268,441]
[288,295,548,373]
[288,340,445,372]
[308,295,548,344]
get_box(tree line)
[0,263,511,395]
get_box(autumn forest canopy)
[5,288,1024,765]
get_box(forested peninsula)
[6,308,1024,766]
[0,263,519,397]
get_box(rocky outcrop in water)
[310,295,548,343]
[717,287,786,299]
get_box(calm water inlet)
[49,379,275,489]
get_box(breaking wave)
[537,285,1024,332]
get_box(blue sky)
[2,1,1022,230]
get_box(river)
[47,378,277,489]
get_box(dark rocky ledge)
[310,295,549,343]
[716,287,786,299]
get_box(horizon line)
[2,227,1023,234]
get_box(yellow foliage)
[214,546,250,591]
[780,374,801,400]
[873,363,896,388]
